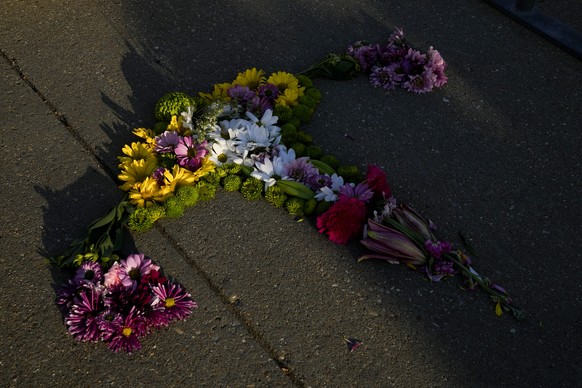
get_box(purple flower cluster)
[347,28,448,94]
[227,84,279,116]
[155,131,209,172]
[284,157,332,191]
[57,254,197,353]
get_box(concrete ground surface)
[1,1,581,387]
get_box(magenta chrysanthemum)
[174,137,209,171]
[73,261,103,285]
[106,307,147,353]
[65,287,103,342]
[151,282,198,321]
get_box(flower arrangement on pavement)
[50,28,522,353]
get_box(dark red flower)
[317,196,367,244]
[366,165,392,199]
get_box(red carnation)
[316,196,367,244]
[366,165,392,199]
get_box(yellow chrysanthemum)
[267,71,300,92]
[199,82,232,101]
[191,155,216,181]
[133,128,156,147]
[232,68,266,90]
[117,142,156,166]
[163,165,197,193]
[164,115,192,136]
[118,158,158,191]
[275,87,304,107]
[128,177,171,208]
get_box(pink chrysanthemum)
[316,196,368,244]
[65,287,103,342]
[118,253,158,289]
[174,137,209,171]
[151,282,198,321]
[104,261,123,288]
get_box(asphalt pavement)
[1,1,581,387]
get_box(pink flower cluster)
[57,253,197,353]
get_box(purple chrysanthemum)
[369,66,397,90]
[155,130,180,153]
[248,96,274,116]
[346,41,379,73]
[118,253,158,289]
[304,173,332,191]
[151,282,197,321]
[97,309,123,341]
[152,167,167,186]
[402,70,437,94]
[56,279,82,308]
[65,287,103,342]
[73,261,103,285]
[257,83,279,100]
[227,85,256,103]
[388,27,406,46]
[284,157,319,183]
[106,307,147,353]
[339,182,374,202]
[174,137,209,171]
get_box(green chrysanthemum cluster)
[264,185,288,208]
[285,197,305,217]
[241,177,264,200]
[127,204,166,232]
[154,91,197,122]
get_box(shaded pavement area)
[1,1,581,386]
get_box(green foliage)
[153,121,169,135]
[305,145,323,159]
[273,104,293,123]
[316,199,333,215]
[222,174,242,192]
[296,74,314,88]
[175,185,200,207]
[291,142,306,156]
[285,197,305,216]
[241,177,264,200]
[320,154,340,169]
[264,185,288,208]
[127,206,162,232]
[298,95,317,109]
[292,104,314,124]
[197,180,217,201]
[337,165,362,183]
[164,196,185,218]
[295,131,313,144]
[281,123,298,145]
[303,198,317,215]
[305,87,322,103]
[154,91,197,122]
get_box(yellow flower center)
[165,298,175,308]
[122,327,132,337]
